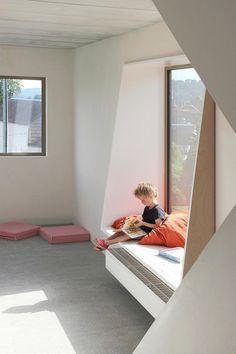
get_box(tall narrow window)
[0,77,46,155]
[165,66,205,213]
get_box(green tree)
[0,79,22,104]
[171,142,186,208]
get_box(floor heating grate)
[108,248,174,303]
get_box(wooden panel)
[183,91,215,276]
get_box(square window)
[0,77,46,156]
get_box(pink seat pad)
[0,222,40,238]
[40,225,90,244]
[0,233,35,241]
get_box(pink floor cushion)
[0,222,40,240]
[40,225,90,244]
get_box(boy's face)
[138,194,154,207]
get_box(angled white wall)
[73,18,236,239]
[102,55,188,230]
[134,1,236,353]
[153,0,236,133]
[134,205,236,354]
[102,61,165,228]
[216,108,236,229]
[73,21,182,237]
[0,45,74,225]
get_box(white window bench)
[102,228,184,319]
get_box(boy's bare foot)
[92,239,107,251]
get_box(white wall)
[134,205,236,354]
[102,55,188,230]
[73,21,182,237]
[73,19,236,238]
[153,0,236,133]
[133,1,236,353]
[0,45,74,225]
[101,62,165,229]
[216,108,236,229]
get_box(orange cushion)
[138,212,188,248]
[112,215,140,229]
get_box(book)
[121,219,147,239]
[158,247,184,263]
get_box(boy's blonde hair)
[134,182,158,198]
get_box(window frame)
[165,64,216,275]
[0,75,46,156]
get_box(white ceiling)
[0,0,162,49]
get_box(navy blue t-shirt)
[141,204,165,233]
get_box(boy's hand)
[134,220,143,228]
[132,216,142,222]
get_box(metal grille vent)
[108,248,174,303]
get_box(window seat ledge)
[102,226,183,318]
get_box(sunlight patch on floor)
[0,290,76,354]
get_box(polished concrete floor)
[0,236,153,354]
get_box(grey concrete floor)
[0,236,153,354]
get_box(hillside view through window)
[167,67,205,212]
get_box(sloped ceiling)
[0,0,162,48]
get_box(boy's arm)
[135,218,162,229]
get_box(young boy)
[95,182,165,250]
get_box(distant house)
[0,98,41,147]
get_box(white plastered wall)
[0,45,74,225]
[101,55,188,230]
[216,108,236,229]
[101,61,165,228]
[73,21,182,237]
[73,19,236,239]
[133,1,236,353]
